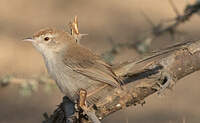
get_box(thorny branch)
[68,16,87,43]
[1,15,200,123]
[135,0,200,53]
[43,39,200,123]
[3,0,199,89]
[147,0,200,38]
[103,1,200,56]
[42,16,200,122]
[1,5,200,121]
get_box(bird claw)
[78,89,101,123]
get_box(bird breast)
[43,53,101,101]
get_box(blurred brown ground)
[0,0,200,123]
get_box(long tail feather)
[113,40,195,76]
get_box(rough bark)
[42,40,200,123]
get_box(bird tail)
[113,40,195,76]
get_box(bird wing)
[63,45,121,87]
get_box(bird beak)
[22,37,34,42]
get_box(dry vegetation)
[1,0,200,123]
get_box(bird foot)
[78,89,101,123]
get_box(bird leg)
[78,89,101,123]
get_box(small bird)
[24,27,190,122]
[23,28,123,106]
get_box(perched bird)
[24,28,190,122]
[23,28,123,105]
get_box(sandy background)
[0,0,200,123]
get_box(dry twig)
[42,15,200,122]
[43,39,200,123]
[101,1,200,58]
[134,1,200,53]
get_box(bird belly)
[45,58,104,102]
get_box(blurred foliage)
[0,74,56,96]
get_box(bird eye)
[44,37,50,41]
